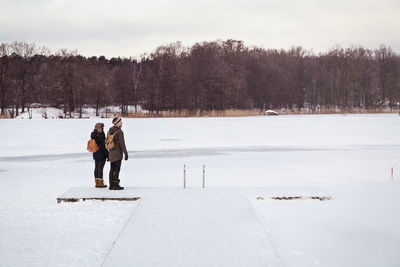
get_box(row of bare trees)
[1,40,399,117]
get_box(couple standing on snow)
[90,117,128,190]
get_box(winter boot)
[109,172,115,190]
[116,178,124,190]
[95,178,107,188]
[109,181,124,190]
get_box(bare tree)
[375,45,399,109]
[0,43,11,116]
[10,42,49,117]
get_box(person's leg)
[94,160,100,187]
[94,160,99,178]
[96,159,107,188]
[113,160,122,181]
[110,160,123,190]
[109,161,115,189]
[98,160,106,178]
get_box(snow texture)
[14,105,144,120]
[15,107,64,119]
[0,114,400,266]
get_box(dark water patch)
[0,153,88,162]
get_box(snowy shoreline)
[1,106,399,120]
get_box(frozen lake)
[0,114,399,266]
[1,114,399,187]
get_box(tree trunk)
[0,91,6,116]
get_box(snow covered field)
[0,114,400,266]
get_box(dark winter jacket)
[108,126,128,163]
[90,131,109,160]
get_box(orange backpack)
[87,139,99,153]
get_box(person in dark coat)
[108,117,128,190]
[91,122,109,188]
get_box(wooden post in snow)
[183,164,186,189]
[203,165,205,188]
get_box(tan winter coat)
[108,126,128,163]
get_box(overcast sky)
[1,0,399,58]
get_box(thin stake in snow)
[183,164,186,189]
[203,165,205,188]
[391,167,394,180]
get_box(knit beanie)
[112,117,122,125]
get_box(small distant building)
[264,110,279,116]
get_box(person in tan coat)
[107,117,128,190]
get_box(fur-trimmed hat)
[112,117,122,125]
[94,122,104,129]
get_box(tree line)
[1,40,399,117]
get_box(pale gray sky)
[1,0,399,58]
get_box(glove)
[125,154,128,161]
